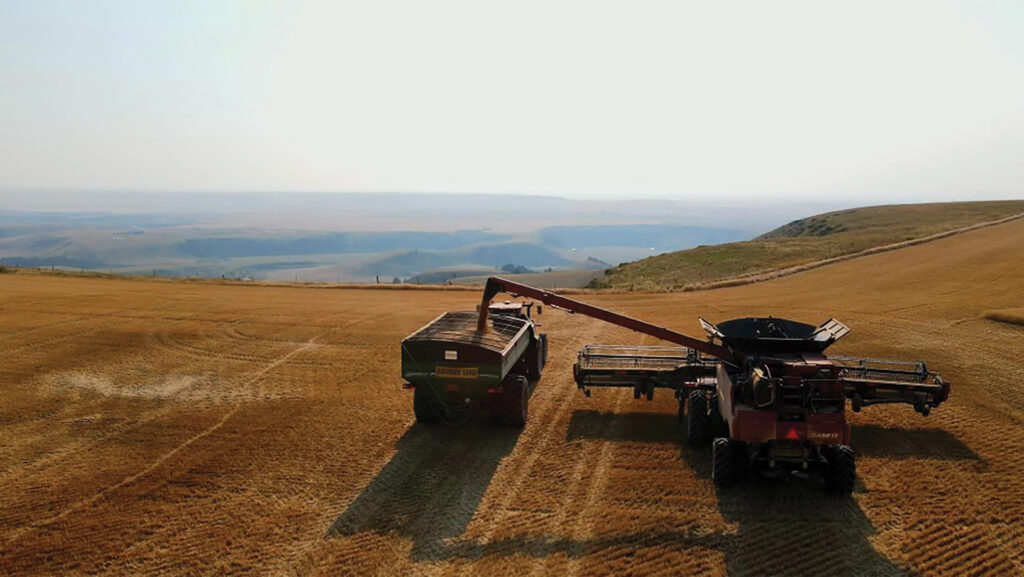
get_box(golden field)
[1,218,1022,576]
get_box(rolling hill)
[591,200,1024,291]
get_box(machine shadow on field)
[327,419,523,561]
[853,424,984,463]
[562,410,984,576]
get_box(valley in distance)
[1,191,839,286]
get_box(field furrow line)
[441,317,614,577]
[1,335,325,549]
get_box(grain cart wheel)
[712,438,740,487]
[824,445,856,495]
[526,341,544,381]
[413,387,438,424]
[677,396,687,424]
[492,375,528,427]
[687,391,712,446]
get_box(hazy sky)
[1,1,1022,202]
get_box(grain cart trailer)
[478,277,950,495]
[402,302,547,426]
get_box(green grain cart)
[401,302,547,426]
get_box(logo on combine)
[808,431,840,442]
[436,366,479,379]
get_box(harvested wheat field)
[1,218,1022,576]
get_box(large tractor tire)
[824,445,856,495]
[413,386,438,424]
[712,437,745,487]
[687,391,712,446]
[525,334,547,381]
[491,375,528,427]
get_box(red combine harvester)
[476,277,950,494]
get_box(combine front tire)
[492,375,528,427]
[687,391,712,446]
[712,438,743,487]
[413,387,438,424]
[824,445,856,495]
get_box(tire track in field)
[2,335,326,547]
[151,329,281,365]
[529,392,629,577]
[0,298,393,496]
[0,298,230,355]
[56,298,405,576]
[438,316,615,577]
[560,385,646,575]
[518,335,682,577]
[520,335,662,577]
[291,312,608,577]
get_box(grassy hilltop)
[591,200,1024,291]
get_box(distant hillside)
[177,230,509,258]
[592,200,1024,291]
[360,242,571,277]
[538,224,745,250]
[454,268,605,289]
[0,206,746,282]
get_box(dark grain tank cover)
[702,317,850,355]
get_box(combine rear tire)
[492,375,528,427]
[712,438,741,487]
[413,387,438,424]
[687,391,712,446]
[824,445,856,495]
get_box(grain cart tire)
[492,375,528,427]
[413,387,438,424]
[824,445,856,495]
[712,437,740,487]
[538,334,548,372]
[677,396,687,424]
[687,391,712,446]
[525,339,544,381]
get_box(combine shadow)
[561,410,985,575]
[713,484,914,576]
[568,411,982,463]
[853,424,984,462]
[329,410,964,573]
[432,496,912,576]
[567,409,683,443]
[327,419,523,561]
